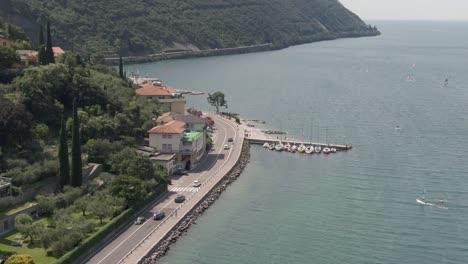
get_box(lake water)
[127,21,468,264]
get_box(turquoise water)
[127,21,468,264]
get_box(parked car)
[174,170,188,176]
[153,212,165,220]
[227,137,234,142]
[224,144,230,150]
[192,180,201,187]
[134,216,145,225]
[175,195,186,203]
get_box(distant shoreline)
[105,31,380,66]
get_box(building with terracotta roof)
[156,112,207,131]
[147,117,206,170]
[135,83,186,114]
[52,47,65,57]
[0,35,14,48]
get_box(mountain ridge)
[0,0,379,57]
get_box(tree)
[38,25,46,65]
[74,195,92,216]
[207,91,228,113]
[0,96,33,147]
[7,24,13,38]
[70,99,82,187]
[45,21,55,64]
[58,116,70,190]
[110,175,147,205]
[119,56,124,79]
[36,194,56,215]
[109,147,156,180]
[0,46,20,71]
[32,123,49,141]
[5,254,35,264]
[88,192,114,224]
[15,214,34,243]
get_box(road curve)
[85,114,243,264]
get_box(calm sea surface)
[127,21,468,264]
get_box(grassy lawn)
[0,214,110,264]
[0,219,56,264]
[0,202,37,217]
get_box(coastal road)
[85,114,244,264]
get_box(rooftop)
[148,120,186,134]
[182,131,203,141]
[52,47,65,56]
[135,83,178,96]
[150,153,176,161]
[157,112,207,125]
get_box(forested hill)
[0,0,379,56]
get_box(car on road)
[227,137,234,142]
[174,170,188,176]
[153,212,165,220]
[174,195,186,203]
[134,216,145,225]
[192,180,201,187]
[224,144,230,150]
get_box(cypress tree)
[45,21,55,64]
[7,24,13,39]
[38,25,47,65]
[70,99,82,187]
[58,115,70,190]
[119,56,124,79]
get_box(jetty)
[241,122,352,151]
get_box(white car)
[224,144,230,150]
[192,180,201,187]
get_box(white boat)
[275,142,284,151]
[297,144,306,153]
[291,145,298,151]
[305,146,314,154]
[323,147,331,155]
[268,143,276,150]
[314,146,322,153]
[416,199,430,205]
[263,142,270,148]
[330,148,337,153]
[284,142,291,152]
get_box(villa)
[136,82,186,114]
[148,114,207,170]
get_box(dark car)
[174,170,188,176]
[228,137,234,142]
[153,212,165,220]
[174,195,186,203]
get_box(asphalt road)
[85,114,242,264]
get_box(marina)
[240,122,352,153]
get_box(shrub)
[5,254,35,264]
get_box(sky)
[339,0,468,21]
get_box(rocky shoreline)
[141,141,251,264]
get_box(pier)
[240,122,352,151]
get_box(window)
[162,134,167,139]
[167,134,172,139]
[167,144,172,151]
[2,42,6,47]
[162,144,167,150]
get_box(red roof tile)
[52,47,65,56]
[148,120,186,134]
[135,83,174,96]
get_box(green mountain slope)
[1,0,379,56]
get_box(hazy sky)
[339,0,468,21]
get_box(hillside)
[0,0,379,56]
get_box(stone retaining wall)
[141,141,251,263]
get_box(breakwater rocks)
[141,142,251,264]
